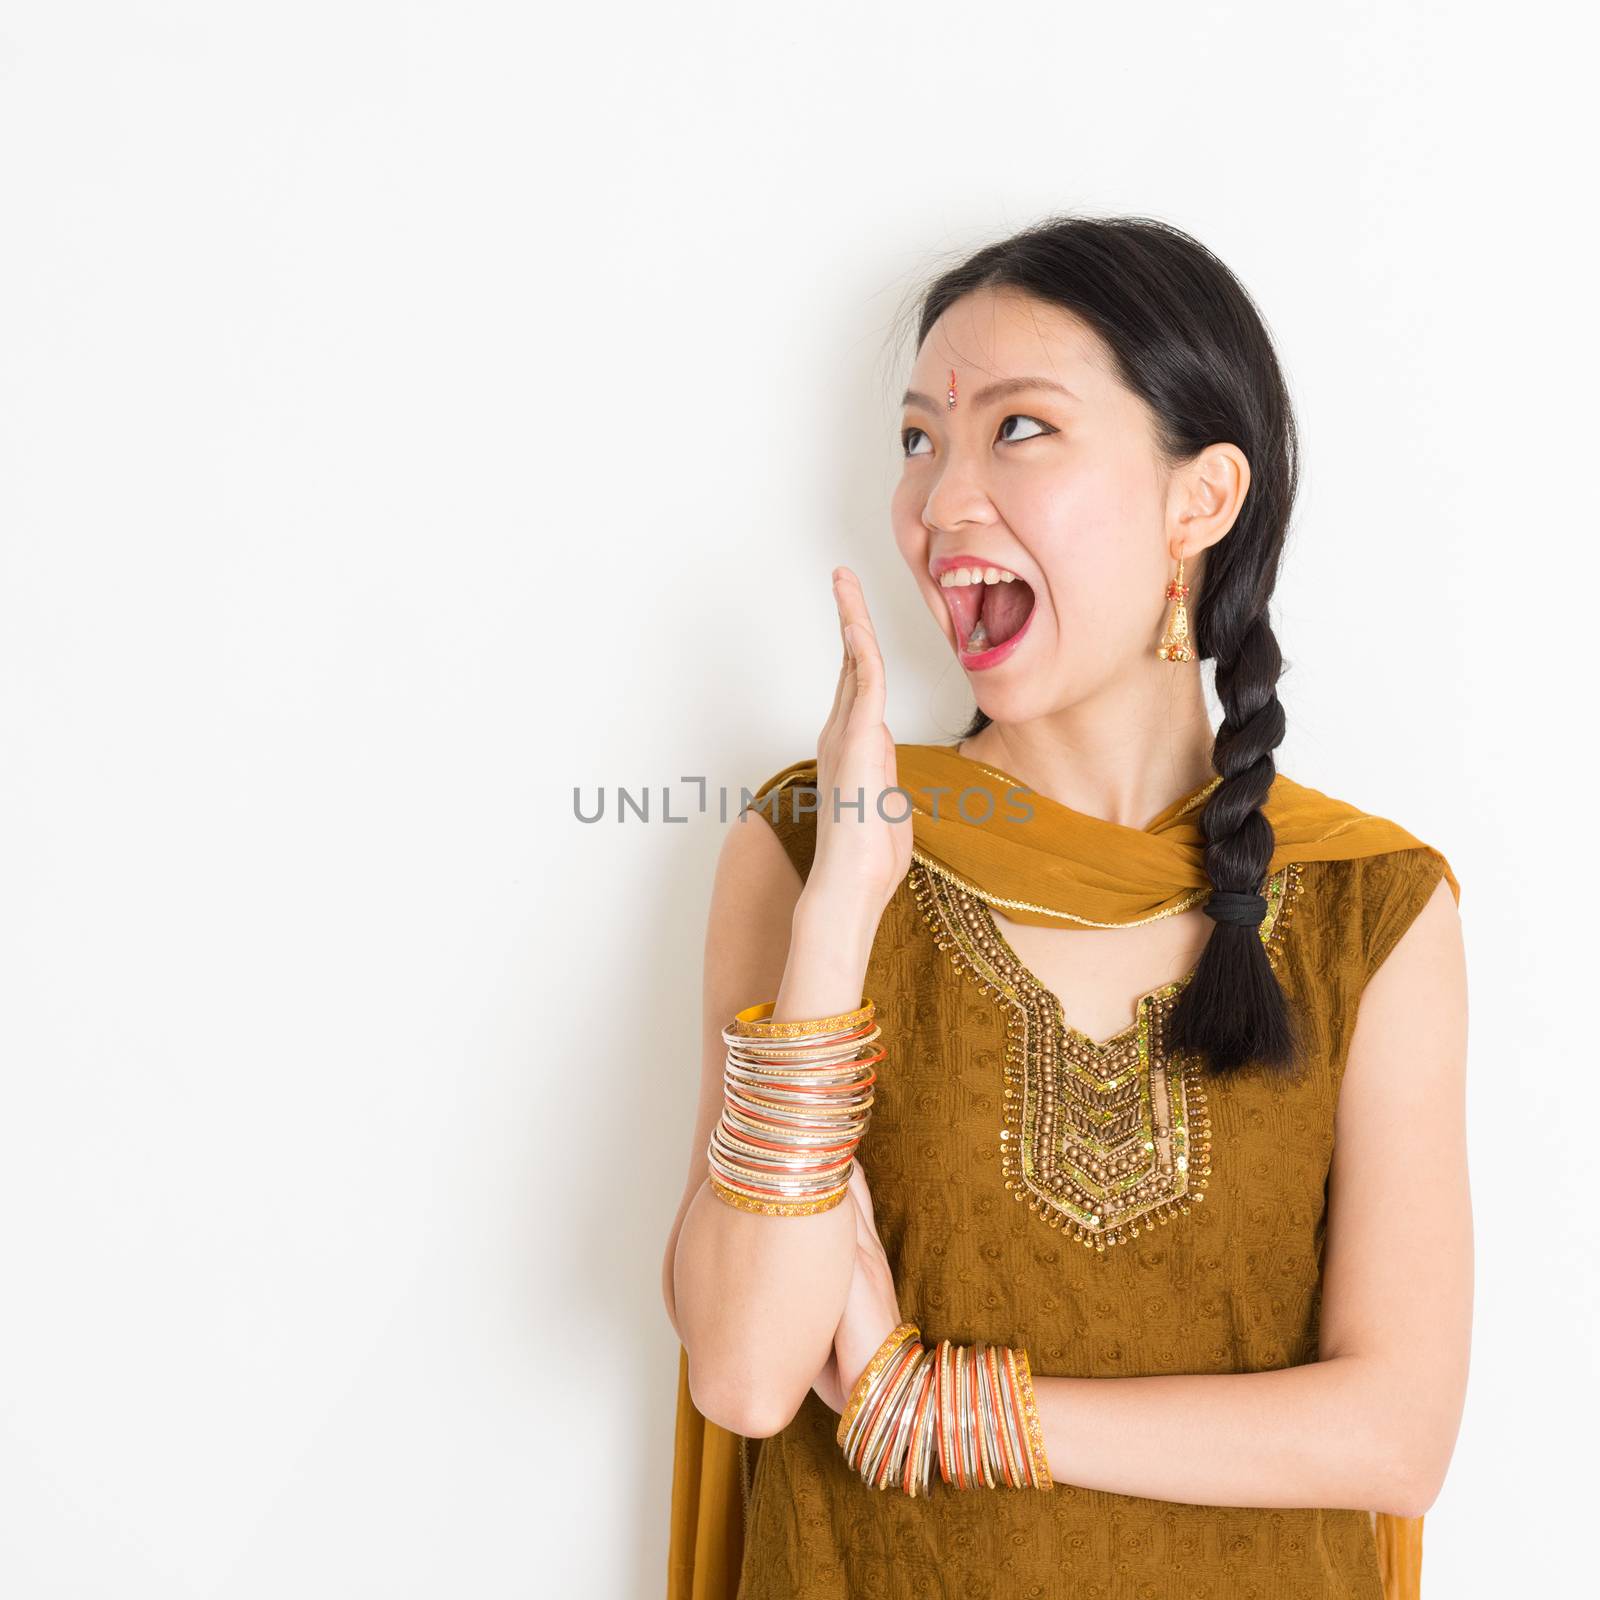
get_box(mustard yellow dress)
[671,760,1440,1600]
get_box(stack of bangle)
[835,1322,1052,1495]
[705,998,882,1217]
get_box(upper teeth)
[938,566,1019,587]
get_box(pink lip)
[928,554,1037,671]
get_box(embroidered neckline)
[910,859,1305,1251]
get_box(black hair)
[910,215,1300,1078]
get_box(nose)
[921,453,998,538]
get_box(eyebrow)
[900,375,1080,414]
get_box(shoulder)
[739,754,822,885]
[1294,842,1460,996]
[705,758,818,947]
[1271,777,1460,977]
[1353,850,1458,982]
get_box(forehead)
[913,286,1109,388]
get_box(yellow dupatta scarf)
[668,741,1457,1599]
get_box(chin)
[968,679,1061,728]
[970,660,1114,728]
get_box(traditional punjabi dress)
[670,743,1457,1600]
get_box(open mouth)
[937,563,1037,656]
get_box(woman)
[662,215,1470,1600]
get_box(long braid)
[1163,609,1299,1076]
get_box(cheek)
[1010,474,1160,640]
[890,485,928,569]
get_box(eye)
[900,413,1057,458]
[998,414,1054,444]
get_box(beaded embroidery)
[911,859,1304,1251]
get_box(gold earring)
[1156,555,1195,662]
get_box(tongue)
[972,579,1033,648]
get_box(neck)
[958,673,1217,831]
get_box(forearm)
[1033,1354,1426,1516]
[674,891,879,1438]
[674,1180,854,1437]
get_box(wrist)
[792,886,882,958]
[773,898,877,1024]
[836,1311,906,1406]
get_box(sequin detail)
[911,859,1304,1250]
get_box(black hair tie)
[1203,889,1267,928]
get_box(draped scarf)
[669,741,1457,1599]
[764,741,1458,927]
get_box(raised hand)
[807,567,914,921]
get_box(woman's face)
[891,285,1192,724]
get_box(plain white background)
[0,2,1590,1594]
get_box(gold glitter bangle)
[861,1340,926,1489]
[836,1322,920,1449]
[953,1344,970,1488]
[1009,1347,1052,1490]
[850,1336,920,1487]
[937,1338,955,1485]
[729,998,876,1039]
[707,1172,851,1216]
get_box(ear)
[1166,440,1251,564]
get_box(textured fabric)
[668,753,1451,1600]
[746,743,1459,928]
[668,1344,745,1600]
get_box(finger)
[824,649,860,754]
[831,567,859,647]
[833,566,876,641]
[845,621,885,729]
[823,569,861,732]
[824,631,853,732]
[834,572,883,716]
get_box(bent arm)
[1026,877,1470,1516]
[662,809,881,1437]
